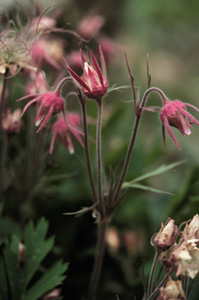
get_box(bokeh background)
[1,0,199,299]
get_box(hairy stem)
[97,99,105,217]
[113,87,166,204]
[88,219,108,300]
[81,102,98,203]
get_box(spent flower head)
[65,46,108,101]
[0,28,32,76]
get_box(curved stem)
[55,76,71,93]
[113,87,167,204]
[97,99,105,217]
[88,219,108,300]
[147,251,160,298]
[80,102,98,203]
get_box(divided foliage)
[0,218,68,300]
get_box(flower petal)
[36,105,54,133]
[66,66,91,92]
[99,45,107,79]
[163,115,181,150]
[90,50,104,87]
[21,95,42,116]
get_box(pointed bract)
[65,46,108,101]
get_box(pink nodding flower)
[65,46,108,101]
[50,113,84,154]
[160,98,199,150]
[18,91,64,133]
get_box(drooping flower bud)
[151,219,178,252]
[50,113,84,154]
[17,90,64,133]
[160,98,199,150]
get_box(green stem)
[88,219,108,300]
[81,102,98,203]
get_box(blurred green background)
[2,0,199,299]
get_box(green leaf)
[24,261,68,300]
[122,183,173,195]
[124,160,185,185]
[0,217,22,245]
[24,218,54,287]
[3,236,24,300]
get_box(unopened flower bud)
[151,219,178,252]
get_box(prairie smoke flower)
[151,219,178,252]
[50,113,84,154]
[160,98,199,150]
[18,90,64,133]
[2,108,23,134]
[65,46,108,101]
[0,29,31,75]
